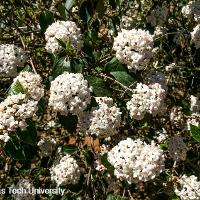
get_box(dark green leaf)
[58,113,78,133]
[57,3,67,19]
[8,80,27,95]
[82,148,94,164]
[79,1,92,23]
[52,57,71,79]
[71,60,82,73]
[56,38,67,49]
[39,11,54,33]
[36,98,47,116]
[104,57,127,72]
[190,124,200,143]
[179,100,190,112]
[17,120,37,145]
[86,76,112,97]
[110,71,135,87]
[62,144,78,154]
[4,136,36,160]
[65,0,75,10]
[21,65,32,72]
[84,96,99,111]
[101,153,114,176]
[109,0,117,9]
[96,0,105,19]
[31,167,45,176]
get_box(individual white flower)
[12,71,44,101]
[78,97,121,138]
[113,29,154,71]
[0,44,27,77]
[174,174,200,200]
[94,159,107,172]
[147,6,168,27]
[50,154,81,186]
[190,95,200,113]
[182,1,200,22]
[44,20,83,54]
[191,24,200,48]
[107,138,165,183]
[0,93,38,134]
[49,72,92,115]
[11,179,35,200]
[127,83,166,120]
[37,137,57,157]
[168,136,188,161]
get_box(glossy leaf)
[190,124,200,143]
[39,11,54,33]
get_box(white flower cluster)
[107,138,165,183]
[12,71,44,101]
[50,154,81,186]
[191,24,200,49]
[0,44,27,77]
[113,29,154,71]
[0,94,38,133]
[12,179,35,200]
[182,1,200,22]
[174,175,200,200]
[154,128,168,143]
[44,20,83,54]
[78,97,121,138]
[127,83,166,120]
[190,95,200,113]
[168,136,188,161]
[37,137,57,157]
[147,6,168,27]
[49,72,92,115]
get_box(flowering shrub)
[0,0,200,199]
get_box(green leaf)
[65,0,75,10]
[79,0,92,23]
[57,3,67,19]
[17,120,37,145]
[104,57,127,72]
[82,148,94,164]
[96,0,105,19]
[36,98,47,116]
[39,11,54,33]
[4,136,36,160]
[31,167,45,176]
[62,144,78,155]
[101,153,114,176]
[110,71,135,87]
[86,76,112,97]
[179,99,190,112]
[58,113,78,133]
[106,194,123,200]
[56,38,67,49]
[8,80,27,95]
[84,96,99,111]
[190,124,200,143]
[71,60,82,73]
[52,57,71,79]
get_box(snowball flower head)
[127,83,166,120]
[49,72,92,115]
[182,1,200,22]
[113,29,154,71]
[37,137,57,157]
[12,71,44,101]
[45,20,83,54]
[11,179,35,200]
[0,44,27,77]
[147,6,168,27]
[174,174,200,200]
[50,154,81,186]
[0,93,38,134]
[168,136,188,161]
[191,24,200,48]
[107,138,165,183]
[78,97,121,138]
